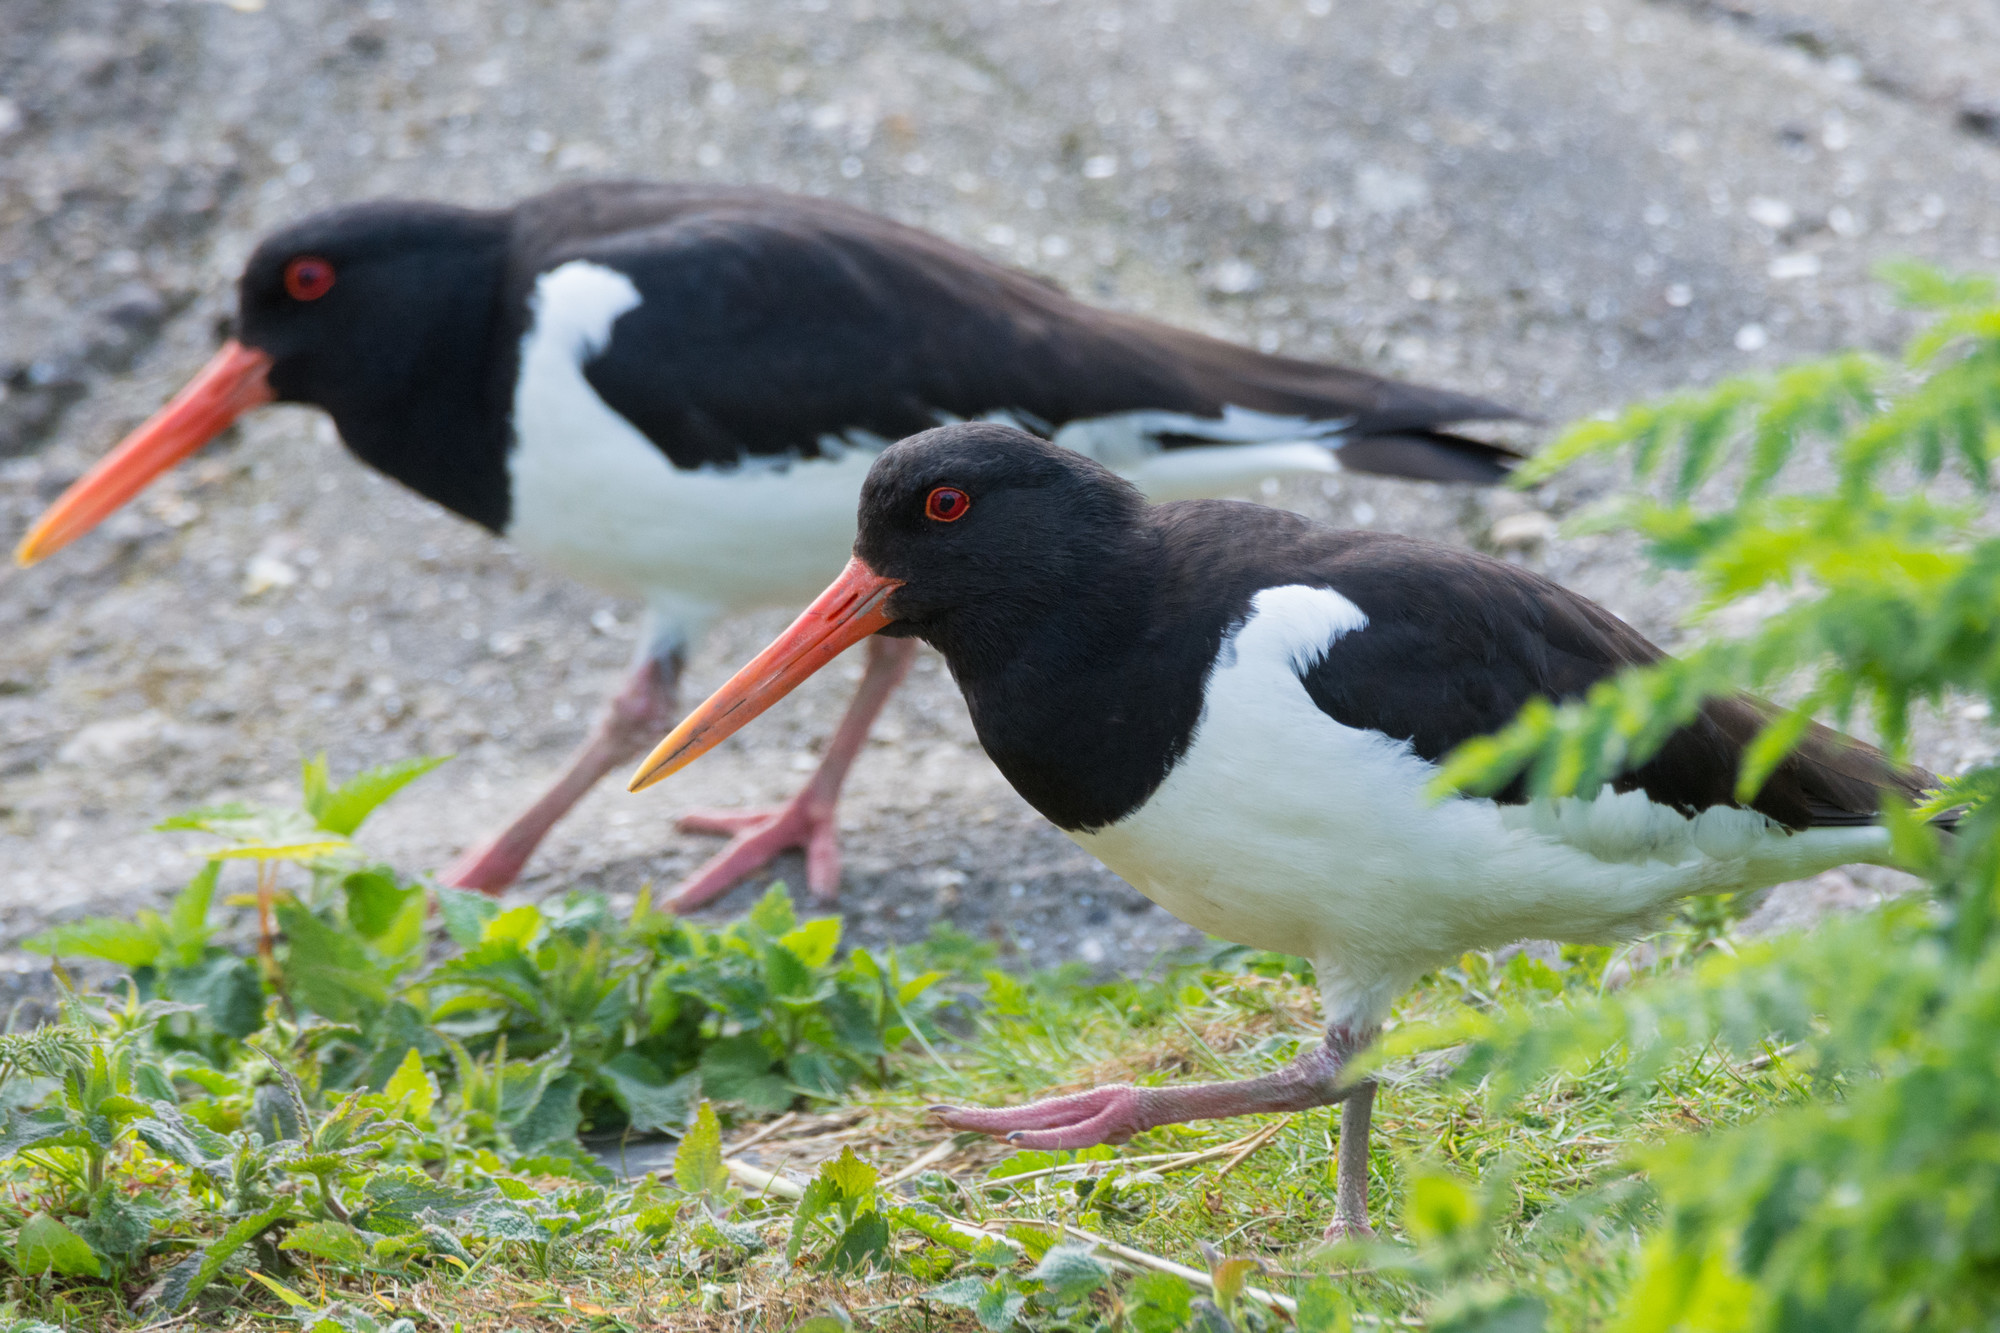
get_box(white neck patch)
[1229,583,1370,678]
[522,260,642,366]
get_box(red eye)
[925,486,971,522]
[284,256,336,301]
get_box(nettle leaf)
[823,1210,890,1273]
[1127,1271,1197,1333]
[342,869,422,941]
[358,1168,490,1236]
[600,1053,697,1137]
[747,884,798,937]
[380,1047,437,1122]
[508,1071,583,1152]
[779,918,842,969]
[458,1199,542,1242]
[170,954,266,1040]
[17,1213,100,1278]
[697,1035,790,1114]
[822,1146,877,1201]
[976,1281,1029,1332]
[165,861,220,964]
[929,1276,1028,1331]
[306,754,448,837]
[481,905,544,948]
[787,1174,842,1265]
[0,1106,85,1158]
[673,1100,727,1197]
[281,1220,369,1263]
[23,916,165,969]
[433,885,500,946]
[277,901,389,1023]
[1293,1278,1354,1333]
[159,1201,291,1311]
[1030,1241,1110,1302]
[134,1104,231,1176]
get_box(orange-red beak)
[629,556,904,792]
[13,340,275,566]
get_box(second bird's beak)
[628,556,905,792]
[14,340,275,566]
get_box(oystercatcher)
[628,421,1944,1235]
[15,181,1523,906]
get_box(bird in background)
[16,181,1522,908]
[630,421,1948,1236]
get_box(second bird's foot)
[665,793,842,910]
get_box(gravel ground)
[3,0,1996,981]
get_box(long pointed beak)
[629,557,905,792]
[14,340,276,566]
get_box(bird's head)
[15,200,509,565]
[629,421,1145,792]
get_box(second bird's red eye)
[925,486,971,522]
[284,256,336,301]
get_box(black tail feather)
[1337,430,1525,485]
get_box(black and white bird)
[15,180,1521,906]
[628,421,1945,1236]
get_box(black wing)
[506,182,1524,481]
[1143,506,1931,830]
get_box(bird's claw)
[929,1085,1148,1149]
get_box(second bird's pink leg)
[663,635,919,912]
[440,650,681,894]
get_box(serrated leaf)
[22,917,164,968]
[433,884,500,946]
[309,755,448,836]
[673,1100,727,1197]
[280,1220,369,1263]
[697,1035,790,1114]
[600,1053,696,1137]
[1128,1271,1196,1333]
[976,1281,1028,1332]
[779,917,841,969]
[1030,1241,1109,1302]
[820,1146,877,1201]
[1294,1278,1354,1332]
[508,1071,582,1152]
[747,884,798,937]
[381,1047,436,1122]
[481,904,544,947]
[159,1201,290,1310]
[787,1174,841,1265]
[0,1106,84,1158]
[343,868,421,940]
[823,1209,890,1273]
[17,1212,99,1277]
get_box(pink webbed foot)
[664,789,842,910]
[930,1085,1152,1149]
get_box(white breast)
[505,260,872,635]
[1069,584,1894,1029]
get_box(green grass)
[0,776,1799,1333]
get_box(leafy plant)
[1419,264,2000,1329]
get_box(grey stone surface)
[0,0,1990,970]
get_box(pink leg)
[663,636,918,912]
[934,1024,1380,1233]
[440,651,681,894]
